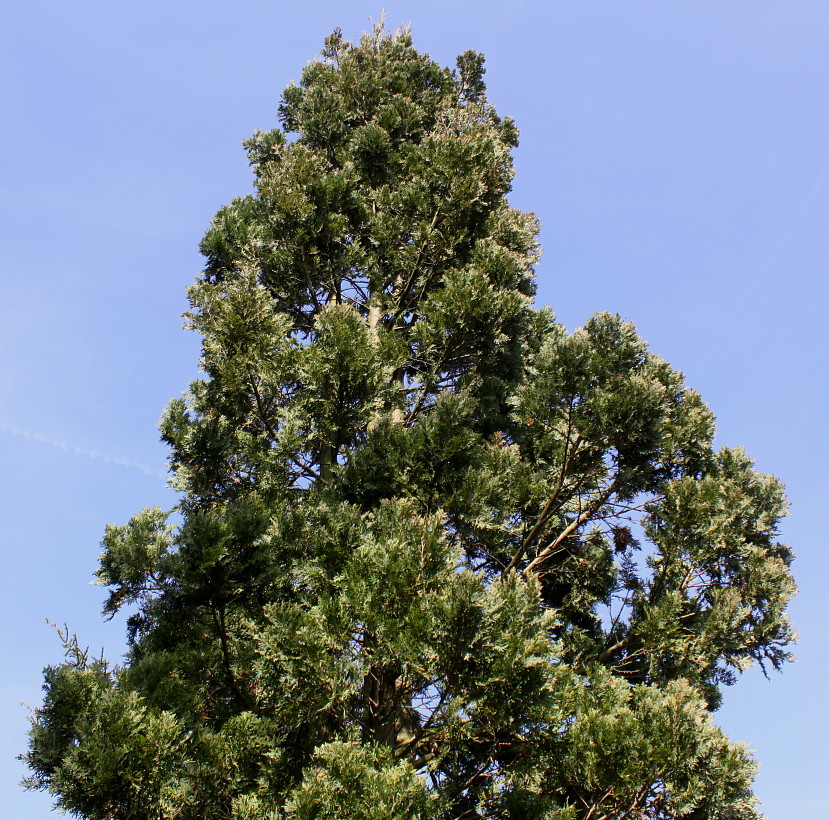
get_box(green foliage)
[24,632,185,820]
[25,22,794,820]
[284,742,437,819]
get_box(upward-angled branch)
[390,208,442,327]
[503,431,582,573]
[523,477,618,575]
[247,371,321,482]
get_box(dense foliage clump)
[24,24,795,820]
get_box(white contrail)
[0,419,166,479]
[756,156,829,279]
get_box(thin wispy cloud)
[0,419,167,479]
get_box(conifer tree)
[24,23,795,820]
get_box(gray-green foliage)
[24,23,795,820]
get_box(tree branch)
[503,432,582,573]
[523,477,617,575]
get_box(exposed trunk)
[362,661,417,750]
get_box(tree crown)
[24,24,795,820]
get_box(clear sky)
[2,1,826,817]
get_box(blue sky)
[2,1,826,816]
